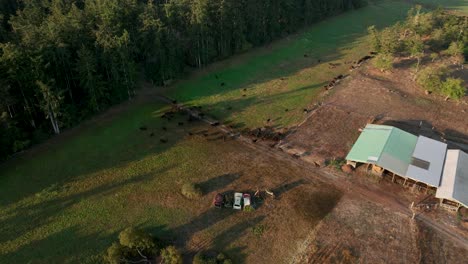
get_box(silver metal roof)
[405,136,447,187]
[436,150,468,207]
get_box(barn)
[436,150,468,210]
[346,124,466,210]
[345,124,418,177]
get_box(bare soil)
[286,60,468,160]
[280,59,468,263]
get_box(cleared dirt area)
[286,59,468,160]
[294,193,468,264]
[280,57,468,263]
[160,125,344,263]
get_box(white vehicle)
[233,192,243,210]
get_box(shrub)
[161,246,183,264]
[181,182,202,199]
[443,41,464,57]
[328,158,346,170]
[416,66,445,92]
[368,26,381,52]
[216,253,226,261]
[192,252,231,264]
[252,224,266,237]
[118,227,156,252]
[372,54,394,71]
[441,78,466,100]
[379,27,403,54]
[193,252,216,264]
[12,140,30,152]
[105,242,128,264]
[105,228,158,264]
[244,205,255,212]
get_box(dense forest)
[0,0,367,160]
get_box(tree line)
[0,0,367,160]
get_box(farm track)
[155,93,468,251]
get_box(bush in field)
[217,253,233,264]
[193,252,216,264]
[328,158,346,170]
[380,26,403,54]
[443,42,465,67]
[105,228,158,264]
[161,246,183,264]
[106,243,129,264]
[181,182,202,199]
[244,205,255,212]
[192,252,232,264]
[368,26,381,52]
[367,25,403,55]
[441,78,466,100]
[373,54,394,71]
[416,66,445,92]
[252,224,267,237]
[430,52,439,62]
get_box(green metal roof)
[346,124,418,175]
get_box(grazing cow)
[160,139,168,143]
[149,132,154,137]
[267,118,271,123]
[215,74,219,79]
[172,100,177,104]
[178,122,184,126]
[188,132,193,136]
[139,126,148,131]
[242,94,246,97]
[304,54,309,57]
[162,126,167,131]
[285,109,289,112]
[221,82,226,86]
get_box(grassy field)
[414,0,468,14]
[169,1,412,129]
[0,0,465,263]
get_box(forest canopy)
[0,0,366,160]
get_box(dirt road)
[156,94,468,251]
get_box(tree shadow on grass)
[153,207,237,249]
[207,216,266,264]
[0,225,115,264]
[0,105,199,208]
[292,188,343,226]
[198,173,242,195]
[272,179,307,199]
[0,165,174,246]
[170,0,418,114]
